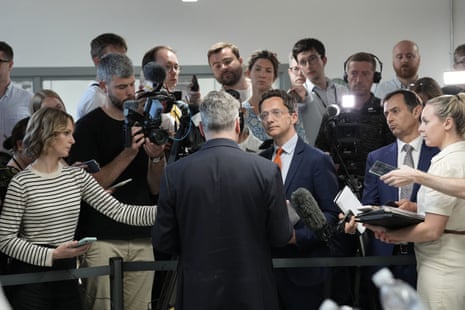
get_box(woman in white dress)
[368,93,465,310]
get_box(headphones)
[343,53,383,84]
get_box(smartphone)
[108,178,133,190]
[73,237,97,248]
[190,74,199,92]
[369,160,398,177]
[83,159,100,173]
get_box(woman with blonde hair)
[0,108,157,309]
[368,93,465,309]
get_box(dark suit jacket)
[261,137,340,288]
[362,141,439,286]
[152,138,292,310]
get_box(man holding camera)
[68,53,165,310]
[315,52,394,197]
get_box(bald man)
[374,40,421,99]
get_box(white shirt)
[0,82,32,153]
[273,134,298,183]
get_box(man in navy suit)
[258,89,344,309]
[152,90,292,310]
[360,89,439,309]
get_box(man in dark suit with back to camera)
[152,90,292,310]
[259,89,343,309]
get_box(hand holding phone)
[73,237,97,248]
[369,160,398,177]
[190,74,199,92]
[108,178,133,190]
[73,159,100,173]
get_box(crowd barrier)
[0,255,416,310]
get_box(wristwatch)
[151,154,165,163]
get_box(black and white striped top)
[0,162,156,267]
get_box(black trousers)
[7,258,82,310]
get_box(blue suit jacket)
[261,137,340,285]
[362,141,439,286]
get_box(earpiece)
[343,53,383,84]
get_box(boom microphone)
[143,61,166,91]
[290,187,334,243]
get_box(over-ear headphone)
[343,53,383,84]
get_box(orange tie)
[274,147,283,170]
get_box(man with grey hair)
[68,53,165,310]
[152,90,292,310]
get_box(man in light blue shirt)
[374,40,421,100]
[291,38,348,145]
[0,41,32,154]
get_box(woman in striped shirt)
[0,108,157,310]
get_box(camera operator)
[67,53,165,310]
[315,52,394,198]
[141,46,204,160]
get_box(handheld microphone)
[326,104,340,120]
[290,187,334,243]
[143,61,166,91]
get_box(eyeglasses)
[0,59,11,63]
[258,109,290,121]
[165,64,181,72]
[289,66,301,73]
[298,55,320,67]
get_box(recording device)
[224,89,245,133]
[73,237,97,248]
[123,98,170,147]
[341,95,355,109]
[82,159,100,173]
[109,178,133,190]
[143,61,166,91]
[190,74,199,92]
[369,160,398,177]
[443,71,465,85]
[290,187,334,243]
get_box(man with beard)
[67,53,166,310]
[207,42,252,103]
[315,52,394,197]
[375,40,421,99]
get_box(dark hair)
[3,117,30,151]
[90,33,127,59]
[247,50,280,79]
[454,44,465,64]
[141,45,175,68]
[259,89,296,113]
[382,89,422,112]
[0,41,13,60]
[344,52,377,72]
[410,77,443,102]
[292,38,326,61]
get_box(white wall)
[2,0,465,84]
